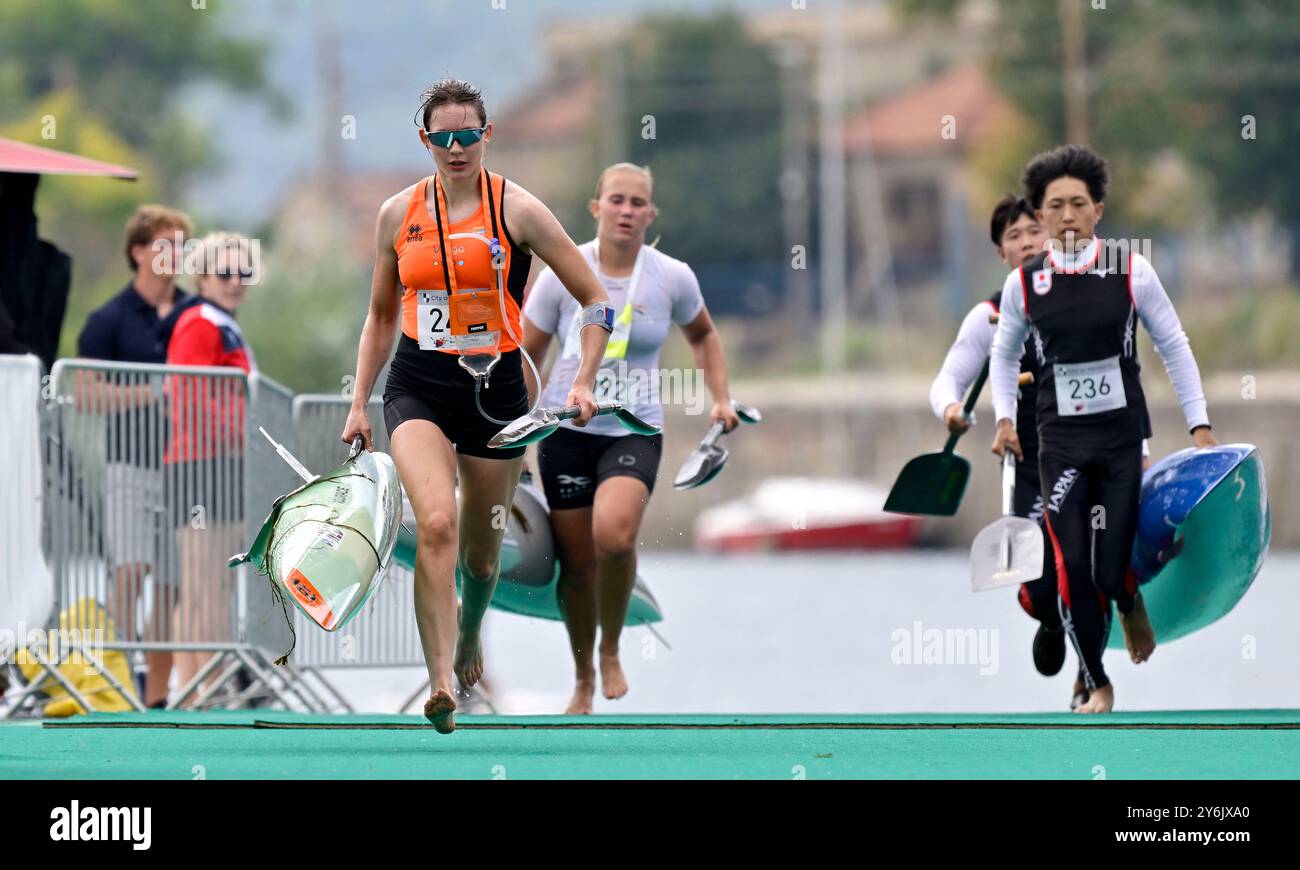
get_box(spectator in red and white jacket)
[162,232,257,701]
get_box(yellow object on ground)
[16,598,137,716]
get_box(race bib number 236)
[1054,355,1126,416]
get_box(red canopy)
[0,136,138,179]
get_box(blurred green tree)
[0,0,274,357]
[618,13,786,304]
[0,0,269,196]
[236,248,369,395]
[893,0,1300,277]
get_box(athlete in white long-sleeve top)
[931,195,1094,707]
[989,145,1217,714]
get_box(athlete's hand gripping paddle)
[488,401,661,449]
[884,360,989,516]
[673,401,762,491]
[969,451,1044,591]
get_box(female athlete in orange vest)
[342,79,612,733]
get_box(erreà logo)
[406,224,423,242]
[50,801,151,850]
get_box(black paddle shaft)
[940,359,990,457]
[555,401,623,421]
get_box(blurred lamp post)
[1059,0,1089,144]
[600,39,628,171]
[818,0,848,381]
[776,39,813,346]
[818,0,850,471]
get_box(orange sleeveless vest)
[395,170,528,352]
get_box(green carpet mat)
[4,710,1298,779]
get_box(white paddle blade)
[489,408,559,449]
[970,517,1044,592]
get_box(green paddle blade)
[884,359,988,517]
[489,408,561,449]
[612,408,661,436]
[883,449,972,517]
[673,443,729,491]
[393,520,417,571]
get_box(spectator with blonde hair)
[161,232,257,704]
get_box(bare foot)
[1070,673,1089,712]
[454,631,484,689]
[1119,594,1156,663]
[566,677,595,715]
[424,688,457,734]
[600,651,628,700]
[1074,683,1114,714]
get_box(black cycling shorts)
[537,426,663,510]
[382,336,528,460]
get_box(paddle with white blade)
[969,451,1044,591]
[672,400,762,491]
[488,401,661,449]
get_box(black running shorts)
[382,335,528,460]
[537,426,663,510]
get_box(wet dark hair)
[989,194,1037,247]
[414,78,487,130]
[1022,144,1109,209]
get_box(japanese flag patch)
[1032,268,1052,295]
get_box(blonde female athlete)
[522,164,737,713]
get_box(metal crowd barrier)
[1,361,497,717]
[2,359,318,718]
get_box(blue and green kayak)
[1108,443,1270,649]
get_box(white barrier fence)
[0,355,54,639]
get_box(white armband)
[579,303,615,334]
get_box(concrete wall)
[629,372,1300,551]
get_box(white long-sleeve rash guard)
[990,240,1210,436]
[929,300,997,420]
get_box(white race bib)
[592,365,624,405]
[416,288,497,351]
[416,290,451,350]
[594,363,654,408]
[1054,355,1126,416]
